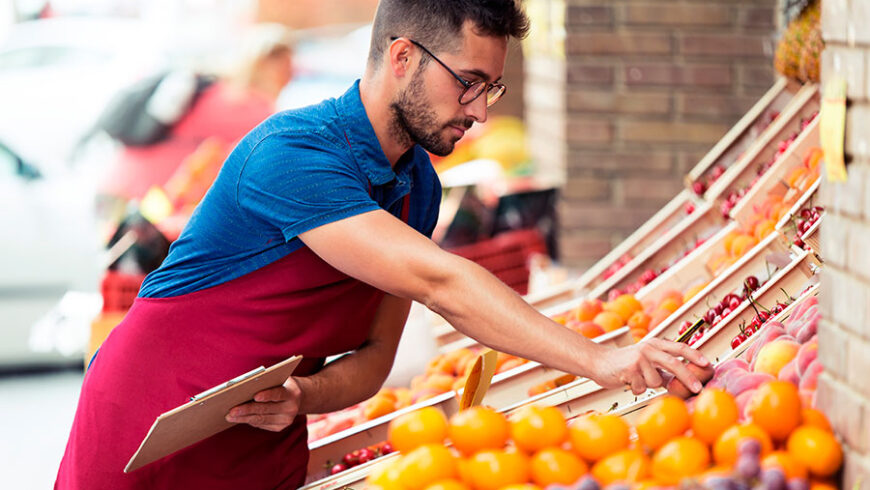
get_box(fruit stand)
[296,67,844,488]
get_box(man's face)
[390,23,508,157]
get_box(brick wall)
[815,1,870,488]
[526,0,779,267]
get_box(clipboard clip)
[190,366,267,401]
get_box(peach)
[753,339,801,377]
[576,299,604,322]
[719,367,750,393]
[778,358,800,386]
[714,358,750,378]
[799,360,823,391]
[796,341,818,377]
[796,321,819,344]
[735,389,756,420]
[726,371,775,397]
[745,324,786,363]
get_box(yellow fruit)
[389,407,448,454]
[509,405,568,453]
[635,395,690,451]
[569,413,631,462]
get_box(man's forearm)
[426,256,607,380]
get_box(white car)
[0,17,166,368]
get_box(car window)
[0,145,20,179]
[0,46,109,70]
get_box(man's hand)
[593,338,710,396]
[225,376,303,432]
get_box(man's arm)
[226,294,410,431]
[297,209,707,393]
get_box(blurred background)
[0,1,543,486]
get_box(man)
[57,1,707,488]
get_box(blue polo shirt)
[140,81,442,298]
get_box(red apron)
[56,197,409,489]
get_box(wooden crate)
[586,202,725,300]
[641,230,797,343]
[686,78,795,186]
[729,118,821,225]
[704,84,819,204]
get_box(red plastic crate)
[447,229,548,295]
[101,271,146,312]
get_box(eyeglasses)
[390,37,506,107]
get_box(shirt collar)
[336,80,415,186]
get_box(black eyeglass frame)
[389,36,506,107]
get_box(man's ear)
[388,38,415,78]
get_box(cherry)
[744,323,757,337]
[704,309,717,325]
[342,450,360,467]
[357,448,376,464]
[679,320,692,335]
[732,334,747,349]
[721,307,732,318]
[685,202,696,215]
[330,463,348,475]
[692,181,707,196]
[728,296,741,310]
[794,236,806,249]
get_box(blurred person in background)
[98,23,295,206]
[57,2,708,489]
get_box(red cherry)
[357,448,376,464]
[330,463,348,475]
[731,334,747,349]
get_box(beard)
[390,67,473,157]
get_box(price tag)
[820,77,848,182]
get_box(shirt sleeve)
[236,133,381,242]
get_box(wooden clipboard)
[125,355,302,473]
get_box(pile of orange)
[369,382,843,490]
[554,294,648,343]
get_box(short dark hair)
[367,0,529,68]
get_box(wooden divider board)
[686,78,795,184]
[705,84,819,204]
[729,118,821,225]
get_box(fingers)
[648,338,709,367]
[647,348,702,394]
[628,375,646,395]
[253,386,288,403]
[639,358,664,389]
[226,399,299,431]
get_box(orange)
[499,486,540,490]
[397,444,458,490]
[723,231,741,256]
[691,388,739,445]
[510,405,568,453]
[569,413,631,462]
[571,321,605,339]
[530,447,588,486]
[365,395,398,420]
[455,457,474,486]
[367,463,405,490]
[424,479,471,490]
[746,380,803,441]
[713,422,773,466]
[761,450,808,480]
[389,406,448,454]
[786,166,810,189]
[465,449,530,490]
[801,408,833,432]
[576,299,604,322]
[651,436,710,485]
[754,219,777,241]
[447,406,509,456]
[590,448,650,485]
[635,395,691,451]
[730,235,758,257]
[630,327,648,344]
[809,479,839,490]
[657,297,682,315]
[593,311,624,333]
[604,294,643,323]
[787,425,844,478]
[627,311,651,331]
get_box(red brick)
[567,64,613,85]
[620,120,728,144]
[676,94,758,118]
[678,34,769,58]
[566,6,613,26]
[623,4,731,27]
[566,151,674,175]
[848,336,870,401]
[735,7,775,29]
[827,165,866,218]
[827,266,870,338]
[847,107,870,162]
[822,0,850,44]
[618,177,683,205]
[567,90,671,115]
[853,0,870,45]
[817,319,849,381]
[821,47,867,100]
[675,152,709,173]
[559,202,655,230]
[816,375,869,454]
[567,33,671,56]
[740,65,776,88]
[847,219,870,286]
[562,176,611,201]
[566,118,613,145]
[819,213,850,268]
[624,63,731,87]
[559,231,614,264]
